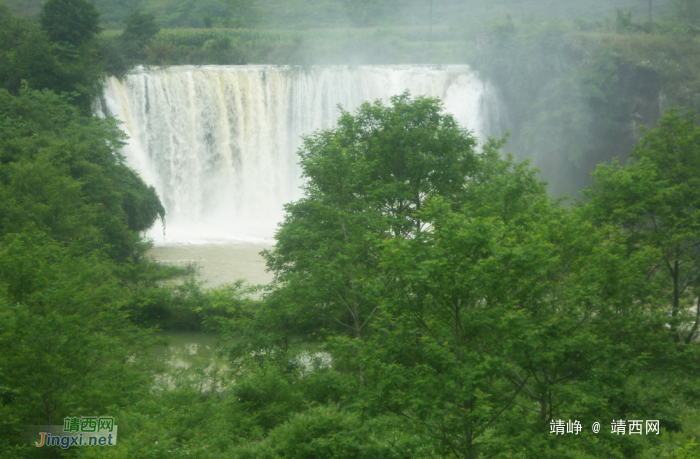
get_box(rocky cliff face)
[493,58,665,198]
[618,62,664,148]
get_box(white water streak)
[99,65,500,245]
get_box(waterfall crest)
[98,65,501,244]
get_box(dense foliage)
[0,6,177,458]
[0,3,105,113]
[2,70,700,459]
[0,86,164,260]
[39,0,101,47]
[241,95,700,458]
[2,2,700,459]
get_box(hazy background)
[8,0,696,198]
[5,0,671,31]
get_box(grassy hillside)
[105,26,469,65]
[6,0,671,30]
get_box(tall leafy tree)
[2,4,106,112]
[356,159,669,458]
[583,107,700,344]
[122,9,160,49]
[263,93,478,344]
[0,6,59,94]
[0,85,165,261]
[102,9,161,76]
[257,100,688,457]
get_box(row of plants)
[104,26,468,67]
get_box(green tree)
[257,96,690,457]
[0,85,164,261]
[122,9,160,49]
[355,165,669,457]
[39,0,101,48]
[0,6,59,94]
[263,93,478,345]
[583,107,700,344]
[0,230,152,453]
[1,4,107,113]
[103,8,161,75]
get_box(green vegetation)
[0,3,105,113]
[470,13,700,196]
[99,26,468,66]
[102,9,161,76]
[583,108,700,345]
[39,0,101,47]
[4,0,686,197]
[122,9,160,48]
[0,0,675,30]
[3,2,700,458]
[0,86,164,260]
[5,74,698,456]
[262,94,479,344]
[238,96,700,458]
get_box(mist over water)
[99,65,501,245]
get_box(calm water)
[149,331,329,392]
[149,243,274,288]
[146,244,269,389]
[151,331,222,368]
[148,331,230,392]
[145,244,330,390]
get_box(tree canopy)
[39,0,101,48]
[122,9,161,49]
[248,97,700,457]
[0,86,164,261]
[0,10,174,456]
[1,0,699,452]
[583,108,700,344]
[263,93,479,345]
[1,2,107,113]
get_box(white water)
[98,65,501,245]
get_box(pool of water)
[149,243,274,288]
[148,331,230,392]
[148,331,330,393]
[144,244,328,392]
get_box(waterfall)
[98,65,501,244]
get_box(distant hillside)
[4,0,670,30]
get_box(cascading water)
[98,65,501,245]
